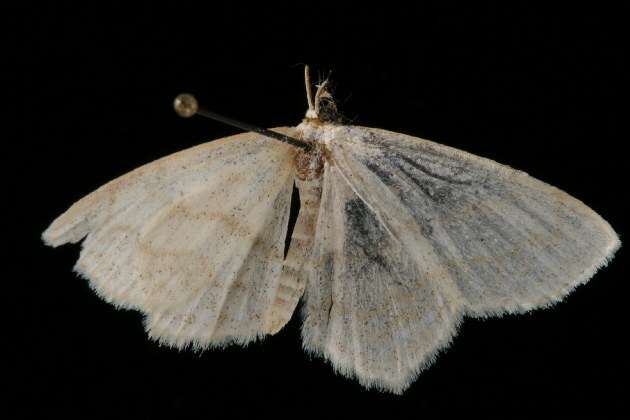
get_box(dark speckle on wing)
[344,198,388,270]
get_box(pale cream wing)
[301,125,619,393]
[43,129,298,347]
[301,161,462,394]
[330,125,619,315]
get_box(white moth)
[43,67,620,394]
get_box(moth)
[43,67,620,393]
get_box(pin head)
[174,93,198,118]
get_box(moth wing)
[43,129,298,347]
[301,162,462,394]
[332,126,619,314]
[301,125,619,393]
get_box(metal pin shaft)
[174,93,310,150]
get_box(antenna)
[173,93,311,151]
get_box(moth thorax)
[295,145,325,181]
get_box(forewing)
[302,125,619,393]
[329,126,619,315]
[43,129,297,347]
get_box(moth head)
[303,65,340,125]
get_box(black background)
[16,3,628,418]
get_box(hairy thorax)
[294,120,339,181]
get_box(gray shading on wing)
[301,161,463,393]
[301,125,619,393]
[332,126,619,315]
